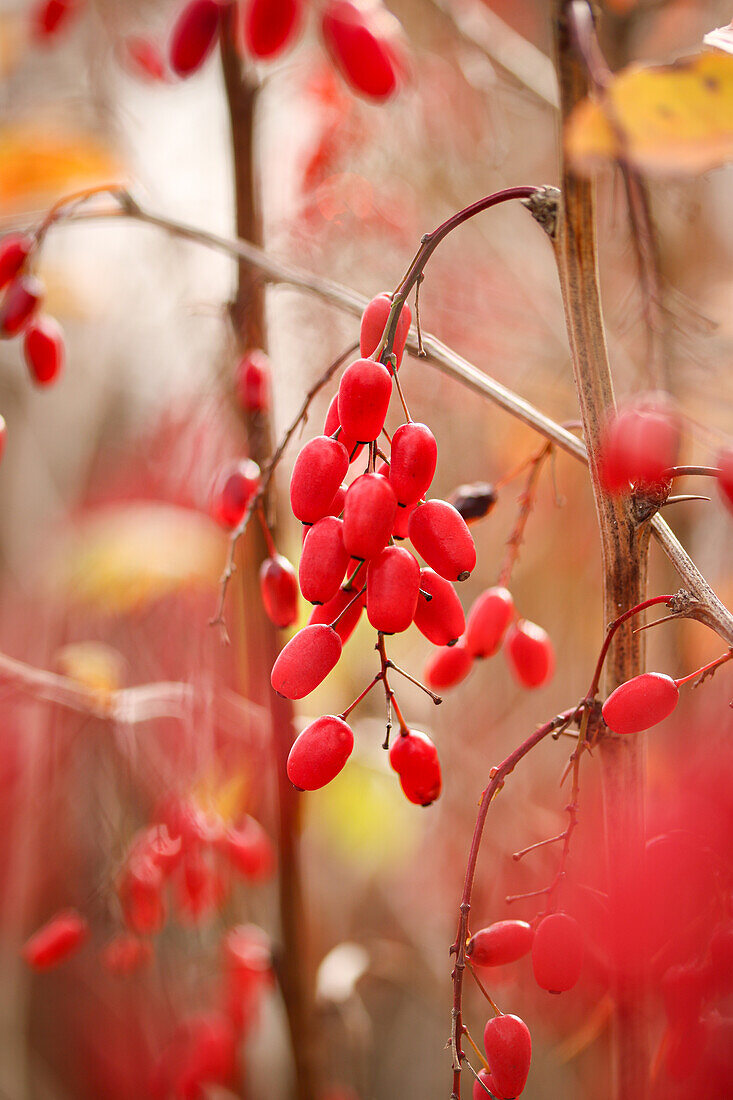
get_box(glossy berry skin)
[321,0,403,102]
[235,349,270,413]
[169,0,222,77]
[483,1014,532,1099]
[0,275,43,337]
[343,474,397,560]
[465,587,515,658]
[468,921,534,968]
[324,394,362,463]
[0,233,32,289]
[408,499,476,581]
[271,624,342,699]
[121,36,167,81]
[308,585,365,643]
[532,912,583,993]
[22,909,88,969]
[100,934,152,975]
[211,458,260,528]
[359,292,411,369]
[601,672,679,735]
[413,569,465,646]
[242,0,302,58]
[473,1069,495,1100]
[716,447,733,515]
[599,400,680,492]
[290,435,349,524]
[287,715,355,790]
[389,422,437,506]
[260,554,299,628]
[299,516,349,604]
[337,358,393,444]
[23,316,64,386]
[389,729,441,806]
[31,0,80,39]
[424,642,472,691]
[366,545,420,633]
[504,620,554,689]
[392,497,417,539]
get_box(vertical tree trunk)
[220,21,319,1100]
[552,5,650,1097]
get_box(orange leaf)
[0,123,123,212]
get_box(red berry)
[119,856,166,935]
[219,816,275,880]
[601,672,679,735]
[31,0,81,40]
[465,587,514,659]
[413,569,465,646]
[121,35,168,81]
[504,620,554,689]
[308,585,365,643]
[343,473,397,560]
[359,292,411,369]
[324,394,363,463]
[337,357,393,444]
[366,545,420,633]
[468,921,534,967]
[169,0,222,77]
[392,497,417,539]
[176,849,227,923]
[22,909,88,969]
[271,623,342,699]
[0,275,43,337]
[0,233,33,289]
[287,714,355,789]
[329,482,347,517]
[532,912,583,993]
[260,554,299,628]
[300,516,350,604]
[473,1069,495,1099]
[100,934,152,975]
[483,1014,532,1099]
[321,0,404,102]
[389,422,437,506]
[599,398,680,492]
[716,447,733,515]
[290,435,349,524]
[408,499,476,581]
[389,729,441,806]
[241,0,302,58]
[211,458,260,528]
[130,825,182,875]
[23,316,64,386]
[235,349,270,413]
[424,642,472,690]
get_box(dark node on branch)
[450,481,498,523]
[629,478,671,523]
[521,185,561,240]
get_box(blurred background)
[0,0,731,1097]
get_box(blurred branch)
[430,0,559,108]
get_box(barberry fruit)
[408,499,476,581]
[287,715,355,789]
[271,623,342,698]
[532,912,583,993]
[601,672,679,735]
[504,620,554,689]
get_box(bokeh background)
[0,0,732,1097]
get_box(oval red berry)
[483,1013,532,1099]
[287,714,355,790]
[465,587,514,658]
[601,672,679,735]
[260,554,299,628]
[532,912,583,993]
[271,624,342,699]
[468,920,534,967]
[504,620,554,689]
[408,499,476,582]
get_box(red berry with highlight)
[287,715,354,790]
[473,1069,495,1100]
[0,275,43,337]
[299,516,350,604]
[413,569,465,646]
[219,817,275,880]
[0,233,32,289]
[532,912,584,993]
[321,0,404,102]
[389,729,441,806]
[31,0,81,40]
[483,1014,532,1099]
[465,587,514,659]
[389,422,437,506]
[119,857,166,935]
[211,458,260,528]
[601,672,679,735]
[22,909,88,969]
[260,554,299,628]
[235,349,270,413]
[23,316,64,386]
[468,921,534,967]
[359,292,411,369]
[343,473,397,560]
[599,398,680,492]
[337,358,393,444]
[290,435,349,525]
[242,0,302,58]
[504,620,554,689]
[408,499,476,581]
[271,624,342,699]
[169,0,222,77]
[366,545,420,633]
[424,642,472,691]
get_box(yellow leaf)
[0,123,123,212]
[565,52,733,177]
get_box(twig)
[497,441,552,588]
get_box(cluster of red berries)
[467,912,583,1097]
[0,233,65,387]
[423,585,555,694]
